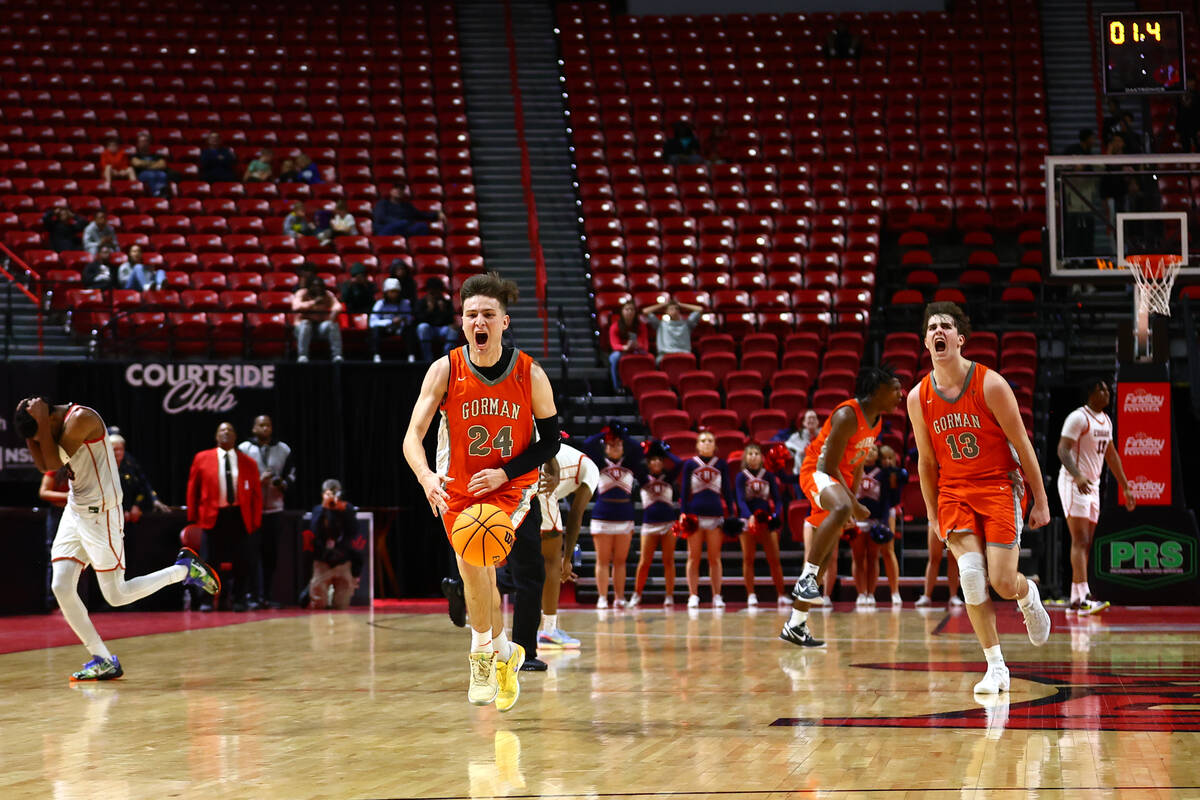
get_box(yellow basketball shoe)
[467,651,498,706]
[494,643,525,713]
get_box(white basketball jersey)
[58,404,123,513]
[1060,406,1112,484]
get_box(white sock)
[788,608,808,627]
[470,627,493,654]
[1017,578,1036,609]
[51,561,112,660]
[1082,581,1091,599]
[983,644,1004,666]
[542,614,557,633]
[1071,582,1085,602]
[96,565,188,606]
[801,561,820,579]
[492,630,514,660]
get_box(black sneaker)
[442,577,467,628]
[791,574,820,603]
[519,656,548,672]
[779,621,825,648]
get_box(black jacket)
[309,502,363,575]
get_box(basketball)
[451,503,516,567]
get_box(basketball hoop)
[1125,254,1183,362]
[1125,254,1184,317]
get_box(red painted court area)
[935,602,1200,636]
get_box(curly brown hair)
[920,301,972,338]
[460,271,520,312]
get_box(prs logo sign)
[125,364,275,415]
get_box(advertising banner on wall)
[1116,382,1172,506]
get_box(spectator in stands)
[373,184,441,237]
[304,479,361,610]
[42,205,85,253]
[641,297,704,362]
[99,136,136,184]
[198,132,238,183]
[294,153,323,185]
[825,21,862,59]
[82,244,118,289]
[1066,128,1095,156]
[340,262,375,314]
[413,276,456,360]
[704,123,735,164]
[1114,112,1143,154]
[1102,98,1124,144]
[663,122,704,166]
[319,198,357,245]
[122,244,165,292]
[131,132,172,198]
[275,157,299,183]
[386,259,418,302]
[82,211,117,257]
[292,277,344,363]
[608,300,649,391]
[369,276,414,363]
[776,409,822,476]
[283,200,315,238]
[1064,130,1098,262]
[1100,135,1138,215]
[109,433,170,523]
[1176,78,1200,153]
[244,148,274,182]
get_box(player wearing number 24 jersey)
[403,272,561,711]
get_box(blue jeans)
[609,350,623,390]
[376,219,431,237]
[416,322,455,360]
[138,169,169,197]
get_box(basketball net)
[1125,254,1183,361]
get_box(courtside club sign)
[125,364,275,414]
[1117,383,1172,505]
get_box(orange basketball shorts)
[441,484,536,540]
[936,483,1025,549]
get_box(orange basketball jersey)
[800,398,881,484]
[437,346,539,531]
[918,362,1021,496]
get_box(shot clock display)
[1101,12,1186,95]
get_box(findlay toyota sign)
[125,364,275,414]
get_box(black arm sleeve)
[502,415,561,480]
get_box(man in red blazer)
[187,421,263,611]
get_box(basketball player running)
[13,398,220,681]
[1056,378,1135,615]
[908,302,1052,694]
[781,366,903,647]
[403,272,560,711]
[536,441,598,648]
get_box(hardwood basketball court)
[1,603,1197,799]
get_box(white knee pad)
[958,552,988,606]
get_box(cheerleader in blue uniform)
[734,442,787,608]
[679,429,733,609]
[584,424,642,609]
[628,439,682,608]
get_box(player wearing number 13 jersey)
[908,302,1051,696]
[404,272,561,711]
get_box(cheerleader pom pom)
[722,517,745,536]
[753,508,769,525]
[672,513,699,538]
[768,515,782,532]
[763,442,792,473]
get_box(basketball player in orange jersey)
[403,272,561,711]
[780,366,903,647]
[13,398,220,682]
[908,302,1052,695]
